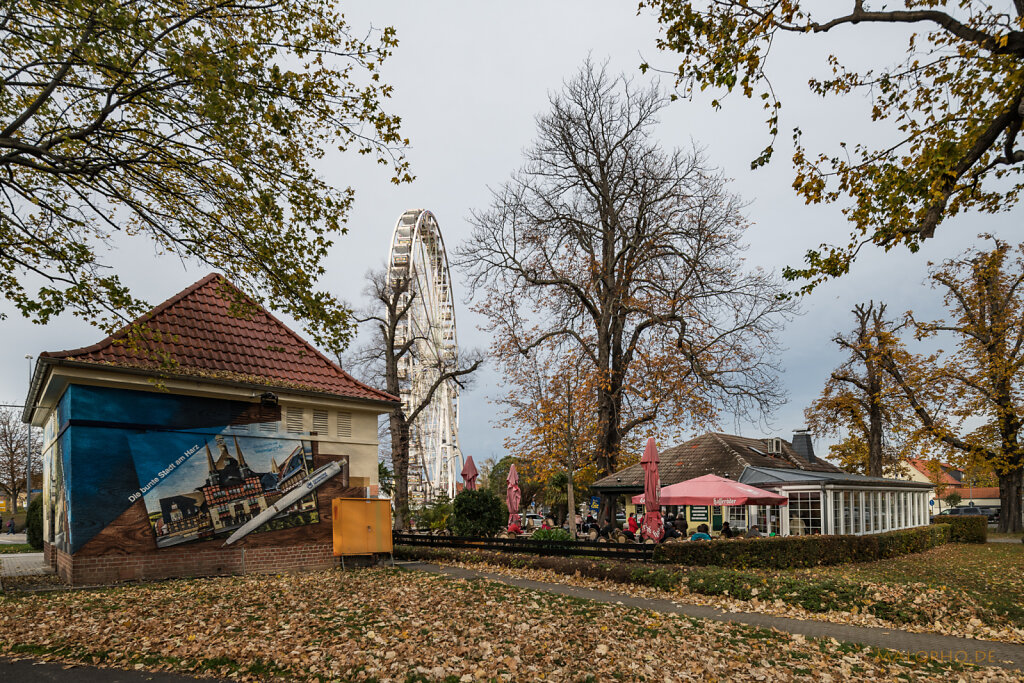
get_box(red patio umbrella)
[632,474,788,507]
[639,438,664,542]
[461,456,479,491]
[506,463,522,528]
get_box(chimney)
[791,429,816,464]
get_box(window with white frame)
[851,493,860,536]
[787,491,822,535]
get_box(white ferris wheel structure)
[386,209,463,502]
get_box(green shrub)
[930,515,986,543]
[416,494,454,532]
[653,525,949,569]
[531,528,572,542]
[450,489,505,537]
[26,495,43,549]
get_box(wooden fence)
[393,532,654,561]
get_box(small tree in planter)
[451,489,505,537]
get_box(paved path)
[0,658,220,682]
[0,532,27,544]
[402,561,1024,671]
[0,552,51,577]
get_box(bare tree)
[0,406,42,511]
[345,268,483,530]
[455,60,796,476]
[806,302,912,477]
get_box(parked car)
[979,506,1001,523]
[523,513,545,528]
[937,506,984,516]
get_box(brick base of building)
[50,543,340,586]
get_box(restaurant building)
[591,432,933,536]
[23,273,398,585]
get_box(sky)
[1,2,1020,466]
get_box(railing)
[393,532,655,562]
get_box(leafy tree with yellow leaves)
[644,1,1024,291]
[880,238,1024,532]
[1,0,410,350]
[497,347,604,530]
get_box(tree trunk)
[566,470,576,538]
[867,399,883,478]
[390,410,411,531]
[596,377,624,476]
[998,467,1023,533]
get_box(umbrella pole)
[566,469,576,538]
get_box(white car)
[523,513,545,528]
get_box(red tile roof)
[41,273,398,404]
[946,487,1000,500]
[907,458,962,485]
[592,432,843,490]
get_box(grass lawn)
[0,510,26,532]
[780,543,1024,628]
[0,544,35,554]
[0,567,1005,682]
[988,532,1024,541]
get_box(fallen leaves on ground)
[413,541,1024,645]
[0,567,1011,681]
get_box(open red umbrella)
[639,438,664,542]
[506,463,522,528]
[461,456,479,491]
[632,474,788,507]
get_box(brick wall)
[55,543,339,586]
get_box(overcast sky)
[1,2,1019,465]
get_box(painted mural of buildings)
[151,434,316,547]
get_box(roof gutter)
[21,356,48,424]
[22,357,400,424]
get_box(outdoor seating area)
[591,432,933,539]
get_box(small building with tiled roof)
[894,458,966,512]
[24,273,398,585]
[592,431,932,537]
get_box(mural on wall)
[41,384,330,554]
[130,428,319,548]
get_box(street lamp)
[25,354,32,511]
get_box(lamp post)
[25,354,32,511]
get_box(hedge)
[26,495,43,550]
[652,524,951,569]
[930,515,987,543]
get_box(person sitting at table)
[744,524,762,538]
[508,515,523,535]
[720,521,734,539]
[627,512,639,536]
[689,523,712,541]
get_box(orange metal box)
[332,498,393,556]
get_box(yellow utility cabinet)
[332,498,393,556]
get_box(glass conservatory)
[738,467,934,536]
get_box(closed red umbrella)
[461,456,479,491]
[639,438,664,542]
[506,463,522,529]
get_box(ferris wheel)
[386,209,463,502]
